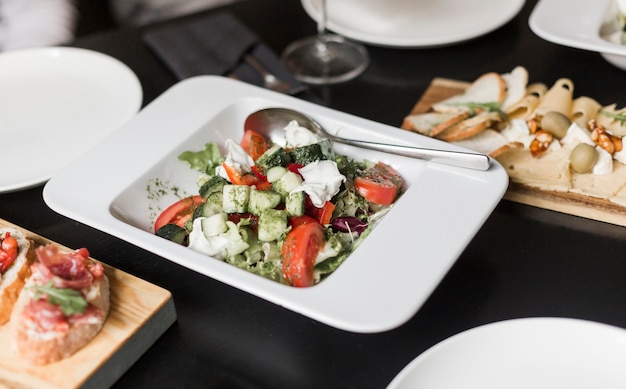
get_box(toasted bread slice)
[0,228,34,325]
[432,72,506,113]
[435,111,500,142]
[11,245,110,365]
[12,274,110,365]
[488,141,525,158]
[402,111,469,136]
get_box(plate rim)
[301,0,526,48]
[387,317,626,388]
[0,46,142,193]
[529,0,626,56]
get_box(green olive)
[569,143,598,173]
[541,111,571,139]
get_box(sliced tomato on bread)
[0,228,35,325]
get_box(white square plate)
[43,76,508,333]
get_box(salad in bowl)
[153,119,404,287]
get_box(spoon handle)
[334,137,492,171]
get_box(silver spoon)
[244,108,491,171]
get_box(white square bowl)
[43,76,508,333]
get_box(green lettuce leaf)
[178,142,224,174]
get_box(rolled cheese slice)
[534,78,574,117]
[570,96,601,128]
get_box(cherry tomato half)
[240,129,271,161]
[154,195,204,232]
[354,162,403,206]
[288,215,319,228]
[281,222,325,287]
[0,232,18,273]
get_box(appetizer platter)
[403,67,626,226]
[43,76,508,333]
[0,219,176,388]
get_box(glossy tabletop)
[3,0,626,387]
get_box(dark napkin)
[143,11,315,100]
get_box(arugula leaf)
[600,110,626,126]
[31,281,88,316]
[450,101,510,123]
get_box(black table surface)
[3,0,626,387]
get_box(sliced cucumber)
[222,185,250,213]
[248,189,282,215]
[289,139,335,165]
[199,175,228,199]
[156,223,187,245]
[317,139,335,160]
[266,166,288,183]
[201,213,228,238]
[193,191,223,220]
[257,209,288,242]
[255,144,292,173]
[272,171,303,197]
[285,191,305,217]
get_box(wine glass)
[281,0,369,85]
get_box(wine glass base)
[281,34,369,85]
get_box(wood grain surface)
[0,219,177,389]
[405,78,626,227]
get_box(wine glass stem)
[317,0,327,37]
[315,0,330,57]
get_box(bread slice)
[0,228,35,325]
[432,72,506,113]
[10,247,110,365]
[435,111,501,142]
[402,111,469,136]
[12,275,110,365]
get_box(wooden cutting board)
[0,219,177,388]
[406,78,626,227]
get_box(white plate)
[0,47,142,193]
[301,0,525,48]
[43,76,508,333]
[388,318,626,389]
[529,0,626,70]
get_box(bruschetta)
[0,227,35,325]
[11,244,110,365]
